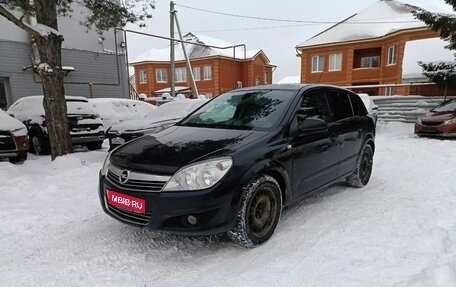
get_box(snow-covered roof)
[297,0,427,48]
[402,38,455,80]
[131,33,264,64]
[277,76,301,84]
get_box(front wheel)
[346,144,374,188]
[227,175,282,248]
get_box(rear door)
[291,88,339,197]
[327,90,361,177]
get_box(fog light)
[187,215,198,225]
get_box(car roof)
[233,83,350,93]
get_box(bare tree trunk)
[35,0,72,160]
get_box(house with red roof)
[131,33,275,98]
[296,0,455,97]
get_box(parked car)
[88,98,157,131]
[415,98,456,138]
[107,99,208,150]
[358,93,379,125]
[0,109,29,163]
[8,96,105,155]
[98,84,375,248]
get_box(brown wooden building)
[131,33,275,99]
[296,0,456,97]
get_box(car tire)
[29,132,50,155]
[346,144,374,188]
[9,153,27,164]
[227,174,282,248]
[87,141,103,151]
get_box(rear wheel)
[227,175,282,248]
[29,132,50,155]
[346,144,374,188]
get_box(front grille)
[105,196,152,225]
[105,164,170,192]
[422,121,443,126]
[0,131,16,151]
[70,124,103,132]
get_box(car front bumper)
[414,123,456,138]
[98,173,242,235]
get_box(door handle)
[317,143,329,151]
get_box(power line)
[175,3,422,25]
[193,24,321,33]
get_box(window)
[139,70,147,83]
[360,56,380,68]
[236,81,243,89]
[327,91,353,121]
[192,67,200,81]
[387,45,397,65]
[255,77,260,86]
[329,53,342,71]
[385,86,394,96]
[264,71,269,84]
[155,69,167,83]
[203,66,212,80]
[348,93,368,116]
[205,93,212,99]
[175,67,187,82]
[312,55,324,72]
[297,90,331,125]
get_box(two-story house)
[131,33,275,99]
[296,0,455,97]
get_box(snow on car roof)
[297,0,426,48]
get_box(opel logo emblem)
[119,170,130,184]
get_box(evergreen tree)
[0,0,154,160]
[413,2,456,91]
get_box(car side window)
[327,90,353,121]
[348,93,368,116]
[297,90,331,125]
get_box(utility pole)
[170,1,175,97]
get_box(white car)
[358,93,379,125]
[88,98,157,131]
[8,96,105,154]
[107,99,208,150]
[0,109,29,163]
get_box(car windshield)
[179,89,296,130]
[432,99,456,113]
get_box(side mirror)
[298,118,327,131]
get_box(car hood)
[0,111,27,133]
[109,116,180,134]
[110,126,267,174]
[423,111,456,121]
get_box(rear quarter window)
[348,93,368,116]
[327,90,353,121]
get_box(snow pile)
[88,98,157,130]
[1,123,456,286]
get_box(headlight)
[443,118,456,125]
[100,152,111,176]
[163,157,233,191]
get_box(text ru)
[111,195,143,209]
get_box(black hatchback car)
[99,84,375,247]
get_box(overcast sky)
[126,0,453,82]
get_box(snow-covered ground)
[1,122,456,287]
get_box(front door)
[291,89,339,197]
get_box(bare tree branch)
[0,3,42,37]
